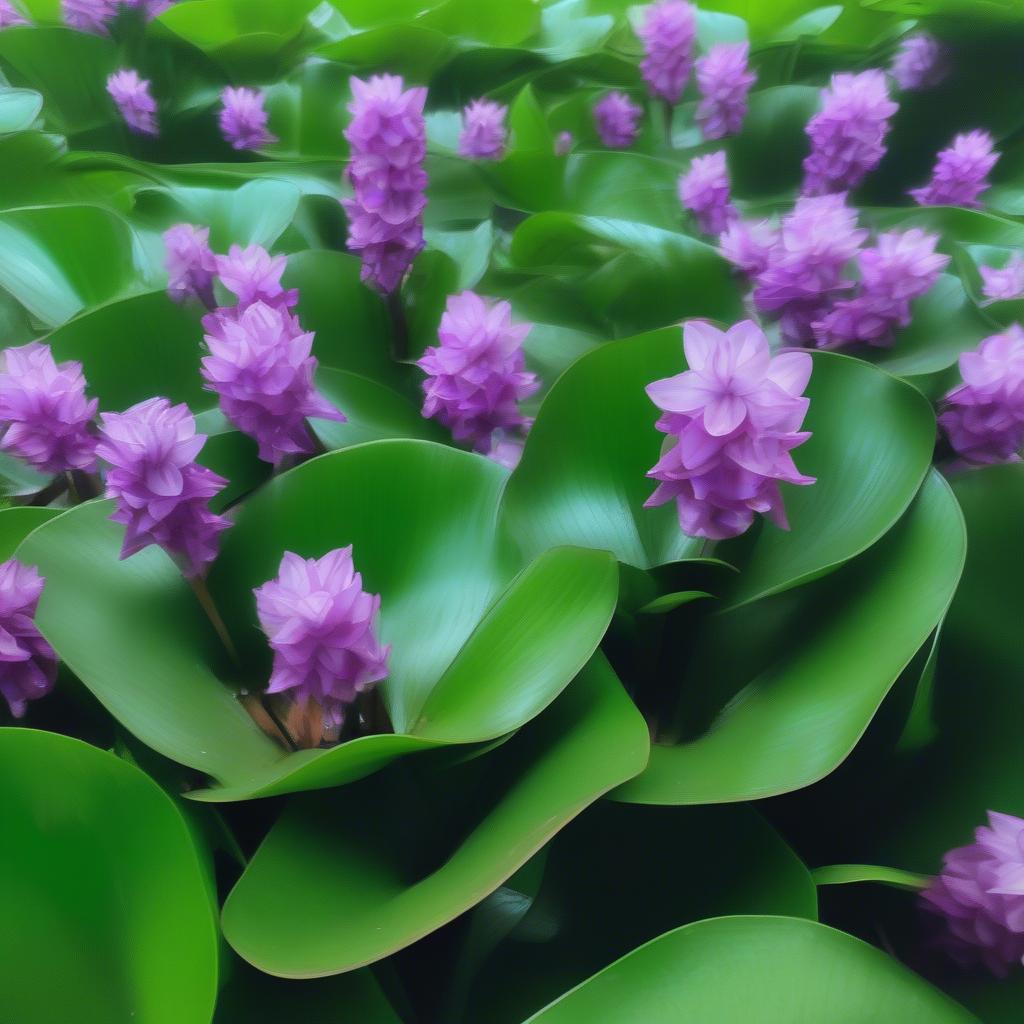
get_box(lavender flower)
[0,343,97,474]
[219,87,276,151]
[458,99,507,161]
[922,811,1024,975]
[911,130,999,208]
[417,291,538,452]
[981,254,1024,303]
[0,0,28,27]
[214,244,297,312]
[126,0,175,16]
[62,0,117,32]
[719,218,779,278]
[343,74,428,294]
[891,33,949,91]
[201,301,344,466]
[164,223,216,306]
[255,548,390,728]
[106,69,158,136]
[555,131,574,156]
[696,42,756,140]
[0,560,57,719]
[753,193,867,343]
[96,397,231,578]
[594,92,643,149]
[645,319,814,540]
[637,0,696,105]
[812,228,949,348]
[802,70,898,196]
[938,325,1024,465]
[679,151,736,236]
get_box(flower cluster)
[637,0,696,105]
[922,811,1024,975]
[679,151,736,236]
[343,74,428,294]
[107,69,158,136]
[214,244,297,311]
[219,87,276,151]
[459,99,508,161]
[802,70,898,196]
[719,218,779,277]
[980,253,1024,303]
[939,325,1024,465]
[0,0,28,26]
[594,92,643,149]
[695,42,755,140]
[255,548,390,728]
[555,131,574,156]
[62,0,117,32]
[890,33,949,92]
[417,291,538,454]
[0,343,98,475]
[0,559,57,719]
[811,229,949,348]
[164,224,217,307]
[96,397,231,578]
[911,130,1000,208]
[645,320,815,540]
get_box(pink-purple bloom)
[812,228,949,348]
[0,343,97,475]
[106,69,158,136]
[201,301,344,466]
[214,244,297,312]
[343,74,428,294]
[255,548,390,728]
[645,320,814,540]
[911,130,1000,208]
[164,223,216,307]
[594,92,643,149]
[752,193,867,344]
[939,326,1024,465]
[219,87,276,151]
[0,560,57,719]
[980,253,1024,303]
[0,0,28,26]
[458,98,507,161]
[417,291,538,453]
[679,151,736,236]
[62,0,117,32]
[802,70,898,196]
[695,42,755,140]
[96,397,231,578]
[719,218,779,278]
[891,33,949,92]
[555,131,574,156]
[922,811,1024,975]
[637,0,696,105]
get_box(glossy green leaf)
[525,916,977,1023]
[0,86,42,133]
[0,728,218,1024]
[221,655,649,977]
[811,864,930,891]
[637,590,712,614]
[0,506,60,558]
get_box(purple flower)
[637,0,696,105]
[891,33,949,91]
[922,811,1024,976]
[106,69,158,136]
[0,560,57,719]
[0,343,98,474]
[96,397,231,578]
[753,193,867,344]
[555,131,574,155]
[812,228,949,348]
[938,325,1024,465]
[0,0,28,27]
[696,42,756,140]
[981,253,1024,303]
[459,98,507,161]
[911,130,1000,208]
[802,70,898,196]
[645,319,814,540]
[164,223,217,306]
[125,0,175,16]
[719,218,779,278]
[214,244,297,312]
[255,548,390,728]
[343,74,428,295]
[488,436,524,470]
[594,92,643,149]
[417,291,538,452]
[62,0,117,33]
[219,87,276,151]
[201,301,344,466]
[679,151,736,236]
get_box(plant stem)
[662,100,674,149]
[387,289,409,361]
[188,575,240,668]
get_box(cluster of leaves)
[1,1,1022,1022]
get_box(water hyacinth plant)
[1,2,1024,1022]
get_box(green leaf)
[0,728,218,1024]
[221,655,649,977]
[811,864,930,891]
[424,220,493,290]
[0,86,42,134]
[261,62,350,160]
[525,916,977,1023]
[0,506,60,558]
[638,590,712,614]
